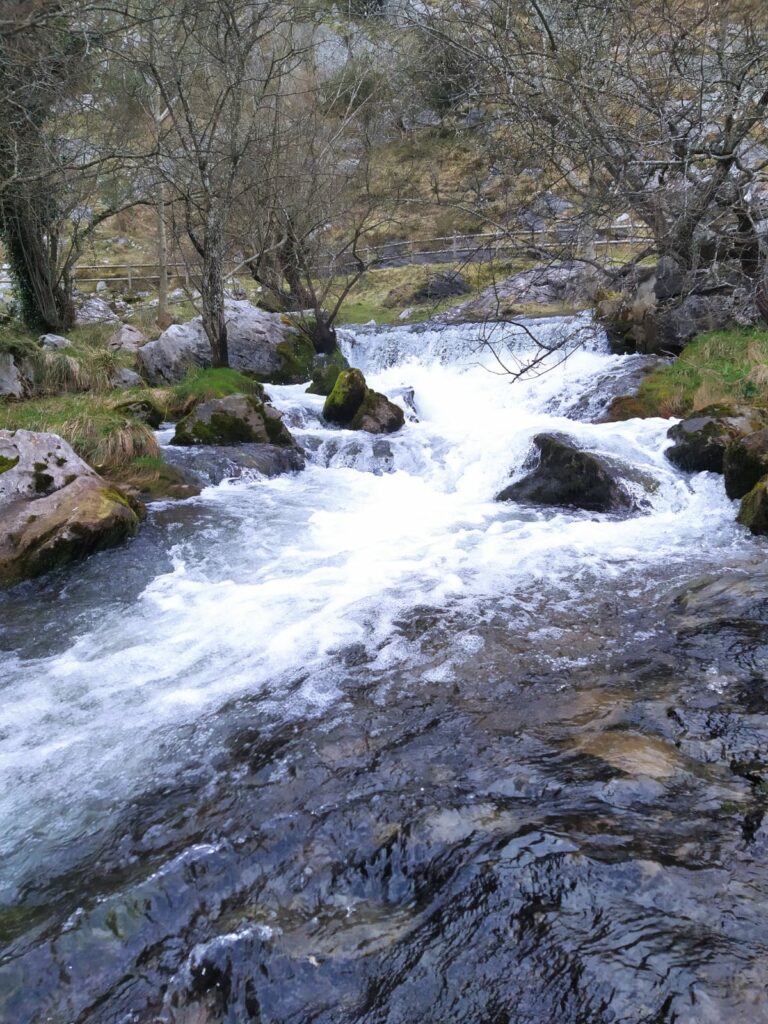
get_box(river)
[1,314,768,1023]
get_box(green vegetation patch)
[618,328,768,419]
[0,393,159,475]
[167,367,265,418]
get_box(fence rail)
[73,224,653,287]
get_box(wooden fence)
[73,224,653,288]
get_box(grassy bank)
[612,328,768,419]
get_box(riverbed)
[2,315,768,1023]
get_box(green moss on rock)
[268,331,317,385]
[737,477,768,535]
[306,347,350,396]
[172,393,295,447]
[323,368,367,424]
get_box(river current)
[1,315,768,1023]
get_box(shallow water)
[1,315,768,1023]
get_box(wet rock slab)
[163,442,305,485]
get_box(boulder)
[323,368,368,424]
[306,347,350,396]
[442,262,608,323]
[39,333,71,350]
[171,393,296,447]
[0,352,26,398]
[0,429,140,587]
[724,429,768,499]
[108,324,146,353]
[114,397,164,429]
[75,296,120,325]
[496,433,635,512]
[323,369,405,434]
[737,477,768,535]
[112,368,143,389]
[666,406,766,474]
[655,294,735,353]
[352,391,406,434]
[412,271,470,303]
[138,301,298,384]
[163,443,304,486]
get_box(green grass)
[165,367,264,417]
[618,328,768,418]
[0,393,159,474]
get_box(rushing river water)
[2,315,768,1023]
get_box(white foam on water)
[0,314,761,897]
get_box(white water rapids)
[0,313,761,904]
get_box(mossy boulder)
[737,476,768,534]
[601,394,651,422]
[171,393,296,447]
[0,429,140,587]
[268,331,317,385]
[114,397,164,429]
[350,391,405,433]
[323,369,404,434]
[496,433,636,512]
[306,347,350,396]
[323,368,367,424]
[665,406,766,474]
[723,429,768,499]
[115,457,201,502]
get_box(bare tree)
[125,0,304,366]
[234,52,398,353]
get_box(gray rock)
[39,333,71,350]
[496,433,636,513]
[108,324,146,353]
[163,443,304,486]
[95,280,107,293]
[413,271,470,302]
[112,368,143,389]
[655,294,734,353]
[76,296,120,325]
[138,301,295,384]
[443,262,608,322]
[665,406,764,474]
[0,429,139,586]
[0,352,26,398]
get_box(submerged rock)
[163,443,304,485]
[737,477,768,534]
[496,433,635,512]
[138,301,299,384]
[171,393,296,447]
[0,429,140,587]
[723,429,768,499]
[665,406,764,474]
[323,368,405,434]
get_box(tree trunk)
[313,312,337,355]
[2,194,74,331]
[156,183,168,321]
[200,218,229,367]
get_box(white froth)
[0,314,761,898]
